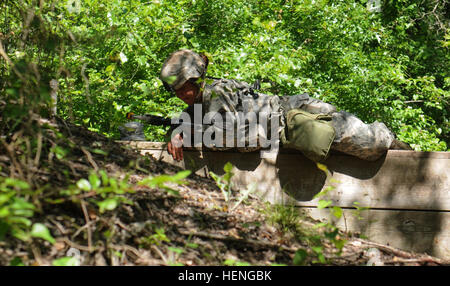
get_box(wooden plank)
[300,207,370,234]
[197,149,450,211]
[299,207,450,259]
[367,209,450,258]
[120,141,450,259]
[119,141,449,158]
[127,143,450,211]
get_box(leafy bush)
[2,0,446,150]
[0,176,55,244]
[0,177,35,241]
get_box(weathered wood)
[118,141,450,259]
[122,142,450,210]
[302,207,450,259]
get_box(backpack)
[281,109,336,162]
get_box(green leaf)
[235,261,251,266]
[293,249,308,265]
[97,198,119,213]
[223,162,233,173]
[312,186,334,200]
[91,149,108,156]
[109,178,118,190]
[169,262,185,266]
[9,257,25,266]
[317,200,332,209]
[100,170,109,186]
[105,64,116,74]
[51,146,68,160]
[223,259,236,266]
[7,216,32,227]
[331,206,343,219]
[31,223,56,244]
[76,179,91,191]
[316,163,328,174]
[0,207,10,217]
[11,227,31,241]
[3,178,30,190]
[333,239,347,250]
[11,208,34,217]
[186,243,199,249]
[10,198,35,211]
[222,162,234,185]
[0,221,9,240]
[88,173,101,189]
[0,194,14,205]
[168,247,184,255]
[311,246,323,255]
[313,222,328,229]
[52,256,80,266]
[171,170,191,182]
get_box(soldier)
[160,49,410,162]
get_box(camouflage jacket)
[200,78,284,152]
[175,78,394,160]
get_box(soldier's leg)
[302,97,336,115]
[280,93,336,114]
[280,94,406,160]
[330,111,395,161]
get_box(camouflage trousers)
[280,94,395,161]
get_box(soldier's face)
[175,80,200,105]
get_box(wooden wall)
[118,141,450,259]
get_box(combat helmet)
[160,50,207,92]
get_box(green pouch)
[281,109,335,162]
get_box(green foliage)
[30,223,56,244]
[209,162,234,202]
[61,169,190,215]
[263,202,343,264]
[0,177,35,241]
[2,0,447,149]
[263,203,302,235]
[352,202,370,220]
[0,0,448,264]
[263,163,355,264]
[293,249,308,266]
[61,170,135,213]
[9,257,25,266]
[140,227,171,247]
[223,259,251,266]
[0,176,56,243]
[138,170,191,197]
[52,256,80,266]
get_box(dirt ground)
[0,118,448,266]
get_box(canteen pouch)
[281,109,335,162]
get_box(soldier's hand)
[167,133,184,162]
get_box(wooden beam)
[118,141,450,259]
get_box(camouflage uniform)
[200,78,395,161]
[200,78,284,152]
